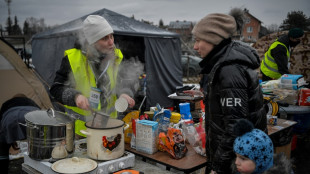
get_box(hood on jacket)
[221,40,260,69]
[262,153,292,174]
[199,39,260,74]
[277,35,290,48]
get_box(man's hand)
[75,94,90,110]
[119,94,135,108]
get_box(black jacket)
[199,39,267,174]
[270,35,291,75]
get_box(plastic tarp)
[144,37,182,107]
[31,8,182,108]
[0,38,53,109]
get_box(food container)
[25,109,75,160]
[80,119,129,160]
[170,112,181,123]
[135,120,158,154]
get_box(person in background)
[0,94,40,174]
[184,8,267,174]
[232,119,292,174]
[260,28,304,81]
[50,15,135,137]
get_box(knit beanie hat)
[288,28,304,38]
[83,15,113,45]
[233,119,273,173]
[192,13,237,45]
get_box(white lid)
[51,157,97,174]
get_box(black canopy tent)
[31,8,183,108]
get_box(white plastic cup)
[115,97,128,112]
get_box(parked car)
[181,55,202,76]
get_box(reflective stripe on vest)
[260,40,290,79]
[64,48,99,137]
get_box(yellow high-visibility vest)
[64,48,123,136]
[260,40,290,79]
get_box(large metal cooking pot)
[80,118,129,160]
[25,109,75,160]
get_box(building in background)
[241,9,263,44]
[168,20,193,42]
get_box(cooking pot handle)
[18,122,39,129]
[18,122,27,127]
[124,123,129,131]
[47,108,56,118]
[80,130,91,136]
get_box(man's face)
[193,37,214,58]
[94,34,115,54]
[289,37,302,47]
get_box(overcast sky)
[0,0,309,29]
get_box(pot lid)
[25,109,74,126]
[51,157,97,174]
[85,118,124,129]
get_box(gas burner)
[23,139,135,174]
[78,142,87,150]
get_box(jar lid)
[25,109,74,126]
[51,157,97,174]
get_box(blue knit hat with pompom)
[233,119,273,174]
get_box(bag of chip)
[158,128,187,159]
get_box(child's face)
[235,153,256,174]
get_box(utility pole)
[5,0,12,17]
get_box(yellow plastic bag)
[122,111,139,143]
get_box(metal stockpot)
[25,109,75,160]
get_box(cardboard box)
[135,120,158,154]
[274,142,292,159]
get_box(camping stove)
[23,139,135,174]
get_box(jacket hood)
[262,153,292,174]
[199,39,260,74]
[220,40,260,69]
[277,34,290,48]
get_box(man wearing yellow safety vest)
[50,15,136,137]
[260,28,304,81]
